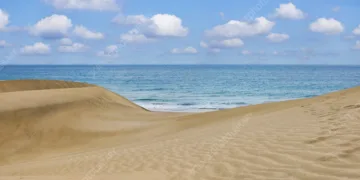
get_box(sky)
[0,0,360,65]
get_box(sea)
[1,65,360,112]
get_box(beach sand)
[0,80,359,180]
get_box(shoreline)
[140,99,297,113]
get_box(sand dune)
[0,80,359,180]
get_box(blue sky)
[0,0,359,65]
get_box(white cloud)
[266,33,289,43]
[309,18,344,35]
[274,3,305,20]
[353,25,360,35]
[150,14,188,37]
[217,38,244,48]
[20,42,51,55]
[201,38,244,49]
[44,0,120,11]
[58,43,87,53]
[59,38,72,45]
[205,17,275,38]
[30,14,72,39]
[0,40,10,47]
[171,46,198,54]
[332,6,340,12]
[97,45,119,58]
[120,29,155,44]
[241,50,251,55]
[73,25,104,40]
[354,41,360,50]
[114,14,189,37]
[0,9,9,30]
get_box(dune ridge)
[0,80,360,180]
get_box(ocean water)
[1,65,360,112]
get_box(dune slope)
[0,80,359,180]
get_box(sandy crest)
[0,80,359,180]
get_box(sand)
[0,80,359,180]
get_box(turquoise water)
[1,65,360,112]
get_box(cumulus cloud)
[353,25,360,35]
[114,14,189,38]
[30,14,72,39]
[73,25,104,40]
[274,3,305,20]
[97,45,119,58]
[44,0,120,11]
[201,38,244,53]
[266,33,289,43]
[20,42,51,55]
[205,17,275,38]
[148,14,188,37]
[309,18,344,35]
[353,41,360,50]
[0,9,22,32]
[171,47,198,54]
[219,38,244,48]
[58,42,87,53]
[120,29,155,44]
[59,38,72,45]
[0,9,9,30]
